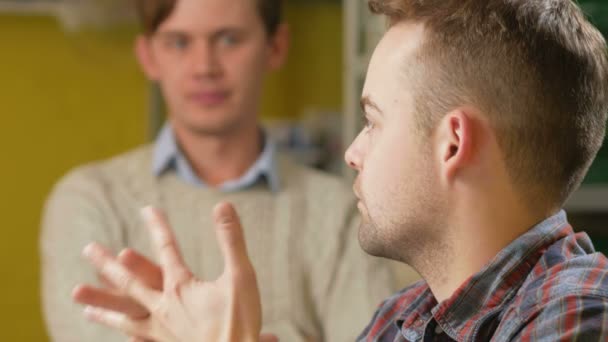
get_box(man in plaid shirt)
[348,1,608,340]
[74,0,608,341]
[347,1,608,340]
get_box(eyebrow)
[360,96,383,115]
[211,28,245,39]
[155,31,189,39]
[156,27,245,39]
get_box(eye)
[364,117,375,131]
[166,35,190,50]
[219,33,240,47]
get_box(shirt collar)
[395,210,572,341]
[152,123,280,192]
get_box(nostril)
[346,157,359,171]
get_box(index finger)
[140,207,191,287]
[212,202,253,274]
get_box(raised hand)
[76,202,265,342]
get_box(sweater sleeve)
[312,198,399,342]
[40,167,125,342]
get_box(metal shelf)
[342,0,386,179]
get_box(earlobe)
[134,36,159,81]
[267,24,290,70]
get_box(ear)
[436,109,474,184]
[266,23,290,71]
[134,35,160,81]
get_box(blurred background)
[0,0,607,340]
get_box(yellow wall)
[0,15,147,341]
[0,3,342,341]
[263,3,343,119]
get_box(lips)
[353,187,361,199]
[187,90,230,106]
[353,178,362,199]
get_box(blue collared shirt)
[152,124,280,192]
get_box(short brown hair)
[369,0,608,207]
[134,0,283,36]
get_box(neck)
[170,119,263,186]
[421,186,551,303]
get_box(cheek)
[159,74,185,104]
[156,59,187,88]
[363,128,418,208]
[360,133,400,199]
[225,45,268,80]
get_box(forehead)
[158,0,261,33]
[362,22,426,108]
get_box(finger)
[91,252,121,290]
[84,306,151,339]
[260,333,280,342]
[98,274,118,290]
[72,284,149,319]
[83,243,160,310]
[140,207,191,287]
[212,202,253,273]
[118,249,163,290]
[98,249,163,292]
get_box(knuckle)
[114,272,134,293]
[166,283,181,297]
[175,269,193,283]
[150,298,171,322]
[148,300,165,317]
[231,266,256,283]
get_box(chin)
[182,116,242,137]
[358,221,391,259]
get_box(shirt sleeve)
[508,294,608,341]
[40,168,125,342]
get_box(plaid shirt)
[357,211,608,341]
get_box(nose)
[344,132,364,172]
[189,40,222,79]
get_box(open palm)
[80,203,266,342]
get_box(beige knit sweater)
[40,145,405,342]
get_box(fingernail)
[82,243,96,258]
[140,206,156,222]
[83,306,98,319]
[117,248,130,260]
[213,202,235,223]
[71,284,84,298]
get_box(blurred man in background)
[40,0,410,341]
[73,0,608,341]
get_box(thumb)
[212,202,252,273]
